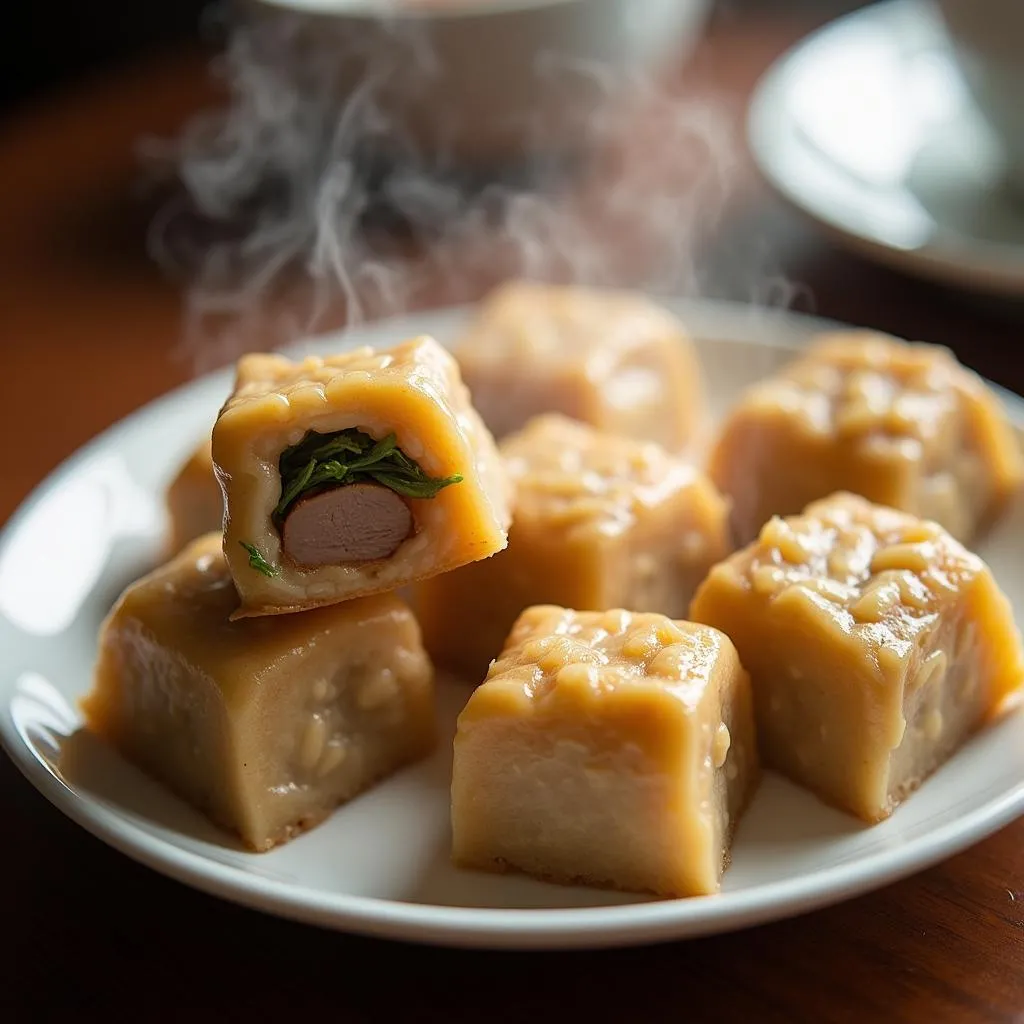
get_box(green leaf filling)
[272,428,462,528]
[239,541,279,577]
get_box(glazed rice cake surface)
[166,437,222,555]
[690,492,1024,822]
[451,606,759,897]
[82,533,436,851]
[454,281,705,451]
[414,414,732,681]
[710,333,1024,544]
[213,336,510,617]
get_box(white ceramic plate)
[747,0,1024,299]
[2,299,1023,950]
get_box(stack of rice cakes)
[88,285,1024,902]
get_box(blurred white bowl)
[239,0,714,168]
[935,0,1024,195]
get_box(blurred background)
[6,1,208,112]
[2,0,1022,522]
[6,0,866,113]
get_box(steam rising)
[146,3,740,373]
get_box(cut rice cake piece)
[455,280,705,452]
[709,332,1023,544]
[451,605,759,897]
[212,335,511,617]
[690,491,1024,822]
[82,532,437,851]
[415,414,731,681]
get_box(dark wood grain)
[2,7,1023,1021]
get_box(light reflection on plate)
[0,454,164,636]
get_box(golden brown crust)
[213,336,511,616]
[709,331,1024,545]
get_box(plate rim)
[7,711,1024,949]
[2,297,1023,950]
[746,0,1024,299]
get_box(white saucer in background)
[748,0,1024,299]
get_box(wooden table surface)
[3,5,1023,1020]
